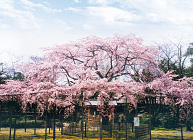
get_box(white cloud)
[87,0,193,26]
[20,0,62,13]
[87,6,139,24]
[0,24,9,29]
[145,13,161,23]
[120,0,193,25]
[1,0,193,65]
[88,0,120,5]
[54,19,73,31]
[0,0,39,29]
[149,0,193,25]
[42,1,49,5]
[83,24,93,30]
[88,0,109,5]
[65,7,81,12]
[74,0,80,3]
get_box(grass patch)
[152,131,193,140]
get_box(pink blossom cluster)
[1,35,191,119]
[148,71,193,121]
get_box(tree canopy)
[0,35,192,123]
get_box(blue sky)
[1,0,193,64]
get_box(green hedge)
[1,119,45,128]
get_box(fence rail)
[0,112,150,140]
[0,100,151,140]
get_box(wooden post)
[149,97,152,140]
[181,123,184,140]
[9,110,12,140]
[13,117,16,140]
[74,121,76,133]
[53,106,56,140]
[71,113,73,135]
[119,122,121,131]
[49,113,51,134]
[109,109,112,138]
[84,121,87,137]
[110,120,112,138]
[88,108,90,126]
[71,122,73,134]
[59,113,61,131]
[112,108,114,138]
[81,100,84,139]
[135,104,138,140]
[100,113,102,140]
[178,105,184,140]
[81,116,83,139]
[24,114,27,132]
[34,108,36,135]
[135,127,138,140]
[45,109,48,140]
[9,96,13,140]
[125,99,128,140]
[61,115,63,135]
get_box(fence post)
[71,122,73,135]
[74,121,76,133]
[49,114,51,134]
[181,123,184,140]
[24,114,27,132]
[9,96,13,140]
[34,108,36,135]
[61,115,63,135]
[110,120,112,138]
[45,107,48,140]
[84,121,87,137]
[100,113,102,140]
[9,114,12,140]
[149,97,152,140]
[13,117,16,140]
[125,99,128,140]
[135,127,138,140]
[119,122,120,131]
[81,100,84,139]
[53,106,56,140]
[59,113,61,131]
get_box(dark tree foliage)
[0,62,24,84]
[157,42,193,131]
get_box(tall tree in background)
[0,62,24,84]
[149,72,193,131]
[157,41,193,78]
[184,43,193,77]
[157,42,177,73]
[157,41,193,131]
[0,63,7,84]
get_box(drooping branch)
[61,67,78,80]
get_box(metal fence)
[0,112,150,140]
[64,121,150,139]
[0,98,150,140]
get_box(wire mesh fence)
[0,111,151,140]
[0,97,151,140]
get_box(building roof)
[85,100,117,106]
